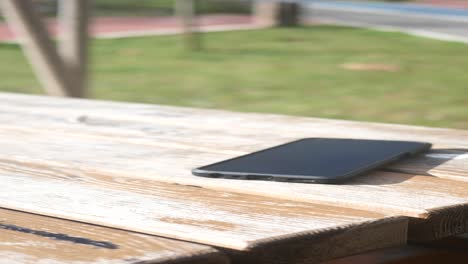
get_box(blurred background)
[0,0,467,129]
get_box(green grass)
[1,26,467,129]
[30,0,252,17]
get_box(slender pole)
[176,0,201,51]
[59,0,91,98]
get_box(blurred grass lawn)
[1,25,467,129]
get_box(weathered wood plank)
[0,126,465,241]
[407,203,468,242]
[0,161,407,262]
[386,148,468,182]
[0,93,467,240]
[0,208,227,264]
[0,92,466,182]
[226,218,406,264]
[0,92,468,148]
[0,126,466,217]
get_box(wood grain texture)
[227,217,407,264]
[386,149,468,182]
[407,203,468,242]
[0,208,227,264]
[0,92,466,181]
[0,126,466,220]
[0,159,407,258]
[1,92,468,148]
[0,92,467,241]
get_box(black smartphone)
[192,138,431,183]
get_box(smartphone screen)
[192,138,431,183]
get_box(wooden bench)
[0,92,467,263]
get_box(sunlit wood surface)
[1,92,467,263]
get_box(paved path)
[304,0,468,43]
[0,15,255,42]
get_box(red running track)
[0,15,253,42]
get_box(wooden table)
[0,92,467,263]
